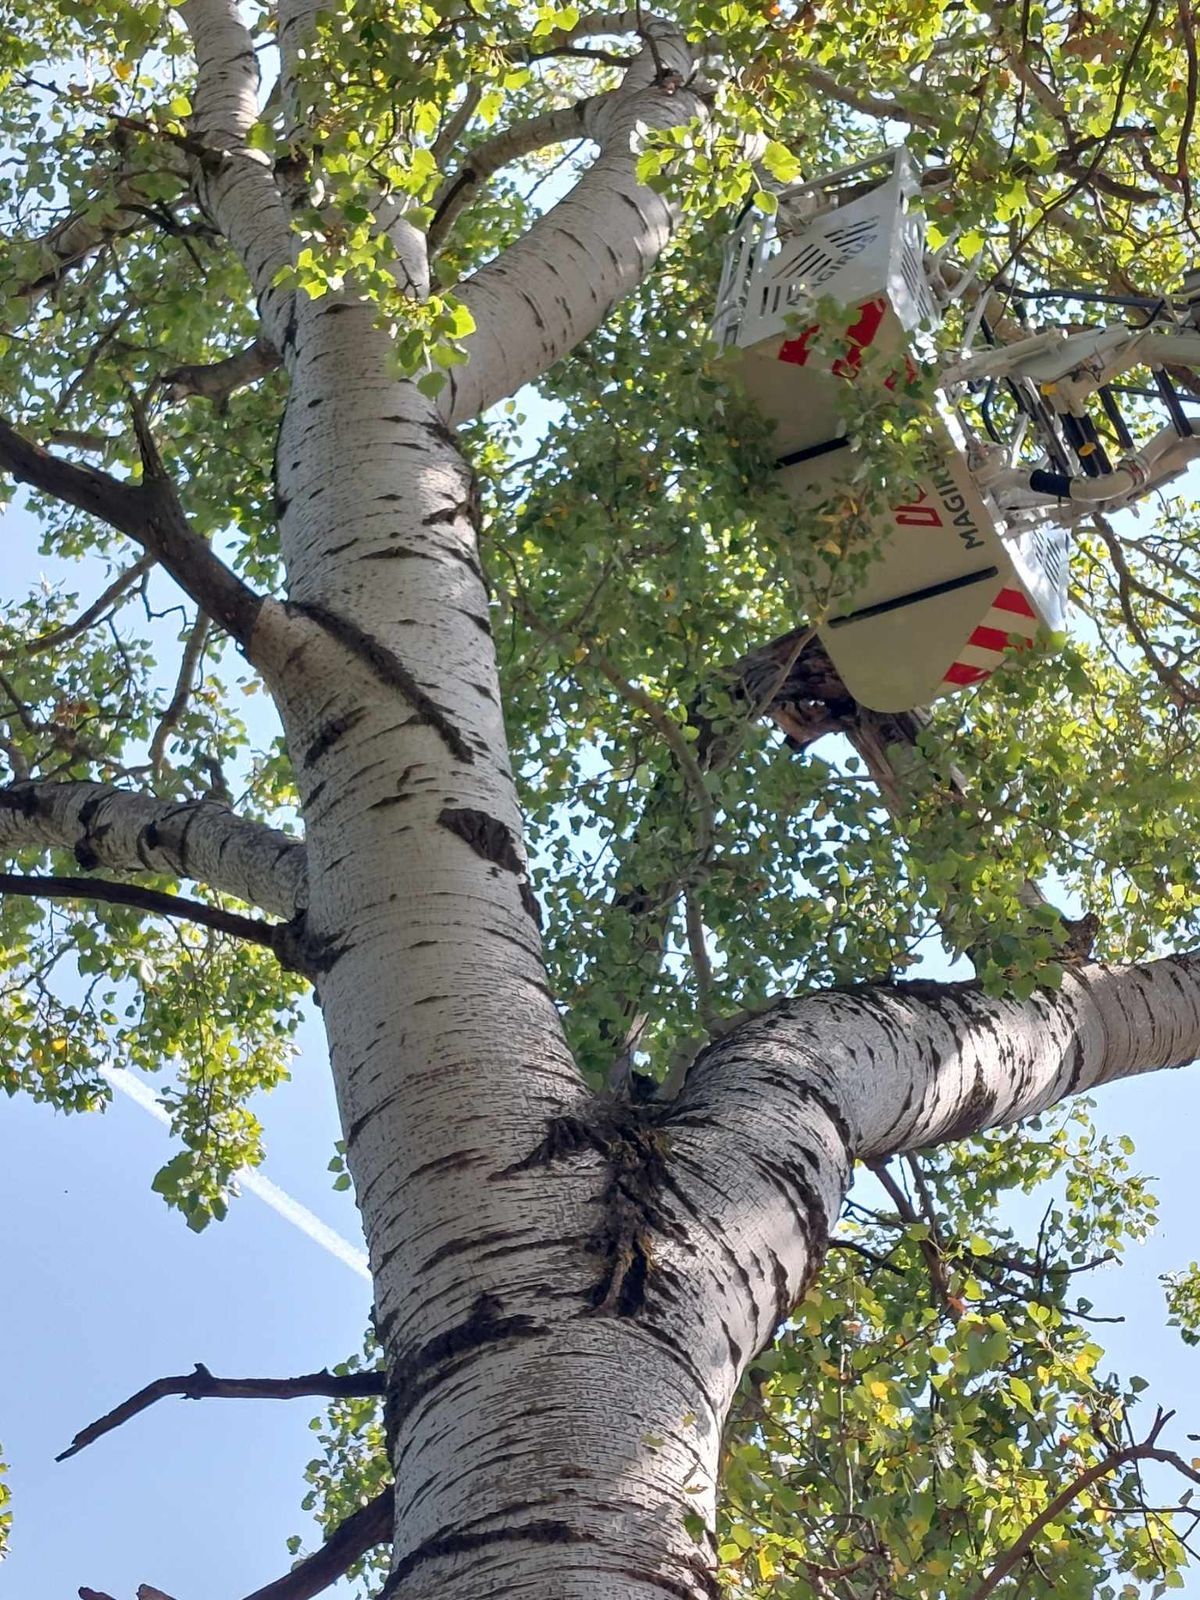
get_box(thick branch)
[428,98,599,256]
[686,953,1200,1167]
[662,951,1200,1378]
[0,412,269,654]
[0,780,306,918]
[444,21,705,423]
[58,1362,384,1461]
[178,0,294,348]
[6,167,190,310]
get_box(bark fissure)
[382,1519,598,1595]
[384,1291,546,1428]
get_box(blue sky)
[3,457,1200,1599]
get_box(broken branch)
[58,1362,385,1461]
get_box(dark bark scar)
[384,1290,544,1437]
[437,807,542,926]
[303,707,367,769]
[288,601,474,765]
[500,1102,685,1318]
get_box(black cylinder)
[1029,468,1073,498]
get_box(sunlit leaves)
[291,1333,390,1599]
[1162,1262,1200,1348]
[716,1105,1182,1599]
[0,869,306,1226]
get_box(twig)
[80,1494,391,1600]
[1001,46,1069,124]
[1093,513,1200,706]
[58,1362,385,1461]
[45,429,117,455]
[868,1157,959,1318]
[150,613,211,773]
[797,64,938,130]
[510,589,714,866]
[990,0,1163,280]
[590,653,714,867]
[828,1237,906,1276]
[5,555,154,659]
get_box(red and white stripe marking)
[942,587,1039,689]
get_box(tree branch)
[432,81,484,166]
[79,1492,391,1600]
[968,1408,1200,1600]
[150,614,211,774]
[428,98,599,257]
[0,871,295,958]
[160,334,281,407]
[58,1362,384,1461]
[1093,512,1200,706]
[690,952,1200,1167]
[178,0,294,349]
[796,64,938,130]
[0,410,271,656]
[5,167,190,311]
[0,780,306,918]
[444,19,706,423]
[241,1490,392,1600]
[0,554,154,659]
[661,951,1200,1375]
[867,1156,959,1318]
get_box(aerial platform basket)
[715,147,1069,713]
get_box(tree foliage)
[2,0,1200,1595]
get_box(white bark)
[659,958,1200,1405]
[444,22,706,424]
[9,11,1196,1598]
[178,0,294,350]
[249,30,1200,1585]
[0,780,304,917]
[257,247,739,1590]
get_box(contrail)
[100,1064,372,1283]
